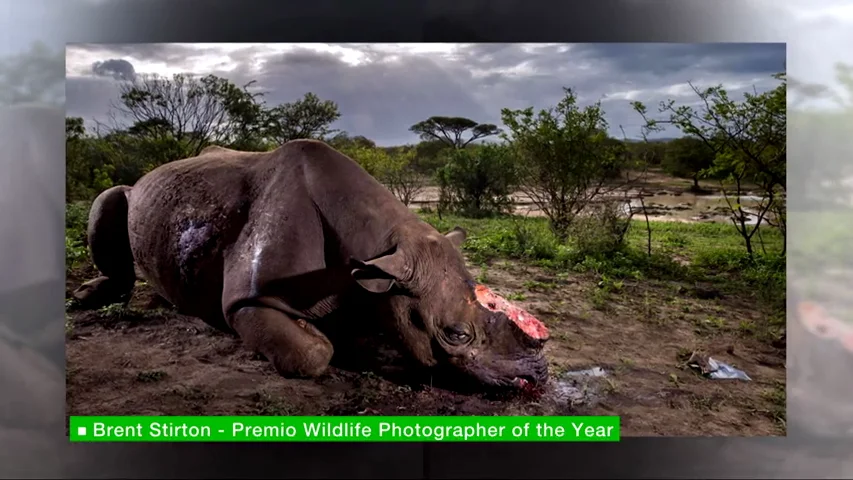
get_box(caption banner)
[69,416,620,442]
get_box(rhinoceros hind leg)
[72,276,133,308]
[72,186,137,309]
[229,304,334,378]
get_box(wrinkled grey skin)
[75,140,548,389]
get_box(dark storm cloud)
[92,58,136,80]
[65,43,787,145]
[272,48,344,68]
[73,42,209,65]
[572,43,785,77]
[236,47,493,146]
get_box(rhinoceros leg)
[72,186,137,308]
[228,305,334,378]
[219,192,335,378]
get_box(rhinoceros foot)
[72,276,132,309]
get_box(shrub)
[435,143,517,218]
[65,202,90,270]
[570,200,633,257]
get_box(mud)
[66,257,785,436]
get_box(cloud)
[65,42,786,145]
[92,58,136,81]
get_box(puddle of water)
[406,187,772,225]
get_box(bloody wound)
[474,284,550,341]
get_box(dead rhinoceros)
[73,140,549,390]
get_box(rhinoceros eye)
[444,326,471,345]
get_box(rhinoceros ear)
[350,248,410,294]
[445,226,467,250]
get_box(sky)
[64,42,786,146]
[0,0,842,145]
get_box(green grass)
[419,211,785,311]
[64,200,785,313]
[252,390,297,416]
[419,212,783,271]
[627,220,783,261]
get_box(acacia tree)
[108,73,266,157]
[409,116,499,149]
[501,87,625,240]
[265,92,341,144]
[633,73,787,257]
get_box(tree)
[338,144,388,177]
[377,149,424,207]
[410,139,453,175]
[265,92,341,145]
[66,117,92,201]
[66,116,85,139]
[335,144,424,205]
[501,87,626,240]
[626,139,667,167]
[661,136,716,191]
[108,73,265,157]
[327,132,376,150]
[633,73,787,258]
[65,117,124,201]
[435,143,517,218]
[409,116,499,149]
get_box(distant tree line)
[66,70,787,258]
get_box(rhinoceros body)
[75,140,549,388]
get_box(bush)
[570,200,632,257]
[500,88,628,240]
[435,144,517,218]
[508,220,562,260]
[65,201,91,270]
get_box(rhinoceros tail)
[76,186,137,305]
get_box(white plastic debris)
[563,366,607,378]
[686,352,751,381]
[706,357,752,381]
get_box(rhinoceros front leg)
[228,304,334,378]
[220,192,334,378]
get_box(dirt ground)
[65,250,786,436]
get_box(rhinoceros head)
[350,223,550,390]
